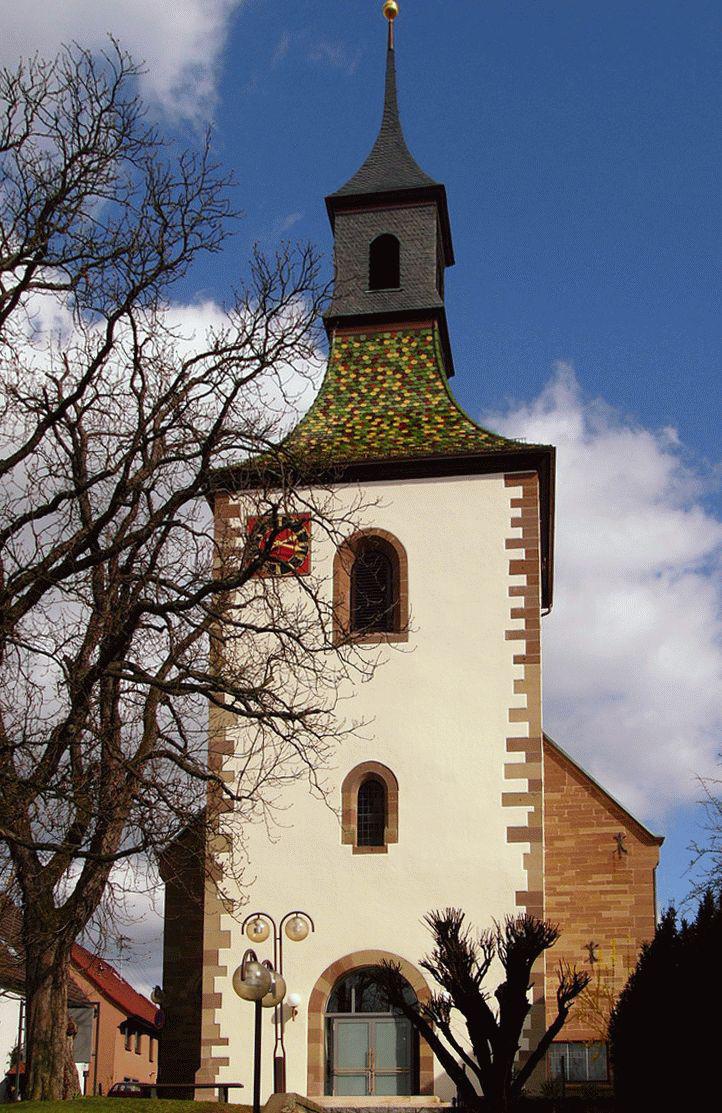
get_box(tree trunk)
[63,1032,81,1099]
[483,1073,511,1113]
[24,936,72,1101]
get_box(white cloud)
[272,31,291,69]
[277,211,304,233]
[2,0,244,123]
[307,38,361,75]
[483,363,722,824]
[80,860,165,996]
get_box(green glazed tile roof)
[280,325,527,466]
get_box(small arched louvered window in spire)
[357,778,386,847]
[369,233,400,290]
[350,540,397,633]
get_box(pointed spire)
[331,8,439,198]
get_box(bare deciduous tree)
[0,42,374,1099]
[689,773,722,900]
[376,908,590,1113]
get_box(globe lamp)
[232,957,273,1002]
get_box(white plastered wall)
[0,991,22,1100]
[209,472,536,1100]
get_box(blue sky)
[5,1,721,980]
[204,0,721,467]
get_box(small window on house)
[148,1037,155,1063]
[369,234,400,290]
[124,1028,132,1052]
[548,1042,608,1083]
[357,777,386,847]
[350,539,397,633]
[134,1031,142,1055]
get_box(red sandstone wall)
[542,737,662,1041]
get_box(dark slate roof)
[331,44,439,198]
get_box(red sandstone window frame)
[333,529,409,645]
[341,761,399,855]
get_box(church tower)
[199,6,554,1097]
[160,5,662,1104]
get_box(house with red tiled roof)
[69,944,161,1095]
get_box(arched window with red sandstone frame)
[333,529,409,645]
[341,762,399,854]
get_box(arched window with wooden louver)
[333,529,408,645]
[369,234,401,290]
[350,539,397,633]
[356,777,387,847]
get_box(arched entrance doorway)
[307,950,434,1096]
[325,967,417,1096]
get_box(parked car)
[108,1081,153,1097]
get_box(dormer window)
[369,234,400,290]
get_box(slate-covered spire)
[325,6,454,268]
[331,34,439,198]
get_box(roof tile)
[281,324,531,467]
[71,944,158,1027]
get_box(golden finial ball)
[383,1,399,21]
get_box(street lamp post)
[241,910,315,1093]
[231,949,286,1113]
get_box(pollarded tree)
[376,908,589,1113]
[0,42,375,1099]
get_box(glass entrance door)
[373,1016,412,1095]
[324,966,419,1096]
[330,1016,413,1096]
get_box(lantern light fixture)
[285,914,310,943]
[246,916,271,944]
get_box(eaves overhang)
[208,443,556,611]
